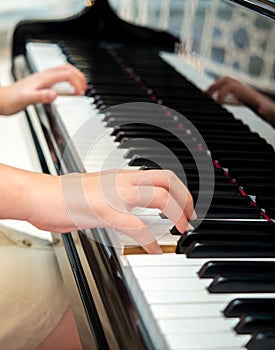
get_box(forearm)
[0,164,70,230]
[0,164,35,220]
[0,87,10,115]
[0,165,195,253]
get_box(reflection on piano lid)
[11,0,275,349]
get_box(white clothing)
[0,226,69,350]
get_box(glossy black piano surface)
[11,0,275,349]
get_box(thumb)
[112,212,163,254]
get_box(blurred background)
[0,0,85,83]
[0,0,274,92]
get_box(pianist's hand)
[206,76,275,126]
[0,165,195,254]
[0,64,87,115]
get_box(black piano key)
[191,190,245,200]
[211,150,275,161]
[110,124,181,136]
[241,184,275,196]
[209,195,256,207]
[114,133,195,149]
[206,141,273,152]
[234,176,275,194]
[106,117,176,128]
[147,86,211,99]
[235,315,275,334]
[176,101,244,112]
[176,114,239,122]
[123,147,204,159]
[198,261,275,279]
[177,228,275,253]
[256,195,275,218]
[215,158,274,169]
[187,219,275,233]
[224,298,275,318]
[99,97,152,105]
[236,174,275,183]
[229,167,275,178]
[184,241,275,258]
[202,132,264,142]
[118,138,195,150]
[265,207,275,218]
[128,156,212,170]
[127,154,211,166]
[246,332,275,350]
[190,180,238,192]
[170,225,185,235]
[114,131,195,145]
[87,85,148,96]
[207,275,275,293]
[205,205,260,218]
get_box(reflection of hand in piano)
[0,164,194,254]
[206,76,275,127]
[0,64,87,116]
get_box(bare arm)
[206,76,275,126]
[0,64,87,115]
[0,164,195,254]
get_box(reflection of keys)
[161,52,275,151]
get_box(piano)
[10,0,275,349]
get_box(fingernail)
[187,223,194,231]
[191,210,197,220]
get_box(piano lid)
[230,0,275,19]
[109,0,275,94]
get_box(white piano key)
[26,42,67,70]
[135,276,211,291]
[150,303,226,319]
[157,317,238,334]
[124,253,275,349]
[142,289,275,306]
[125,265,198,296]
[130,265,200,279]
[52,95,141,172]
[125,253,275,268]
[165,331,249,350]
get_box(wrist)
[27,172,76,233]
[0,87,11,115]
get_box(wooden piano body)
[10,0,275,349]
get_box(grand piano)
[10,0,275,349]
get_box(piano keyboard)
[122,254,275,350]
[25,41,275,350]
